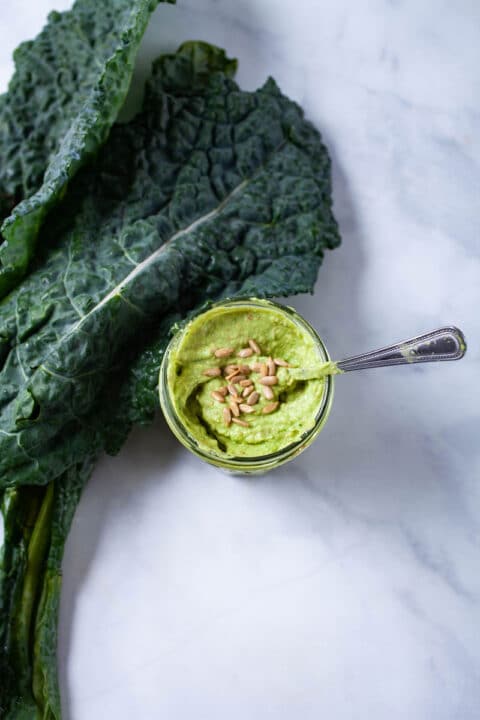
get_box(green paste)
[167,302,338,458]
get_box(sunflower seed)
[239,379,254,388]
[262,386,274,400]
[228,384,240,398]
[242,385,254,398]
[259,376,278,386]
[217,386,229,396]
[247,391,260,405]
[232,417,249,427]
[274,358,291,367]
[248,339,261,354]
[224,364,239,375]
[251,363,263,372]
[260,363,268,377]
[239,403,255,414]
[238,348,253,358]
[223,407,232,426]
[262,401,279,414]
[229,373,247,384]
[230,402,240,417]
[267,357,276,376]
[203,367,222,377]
[214,347,234,358]
[211,391,226,403]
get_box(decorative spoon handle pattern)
[337,327,466,372]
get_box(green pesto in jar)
[166,302,339,458]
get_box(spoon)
[336,326,466,372]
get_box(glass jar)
[158,299,334,475]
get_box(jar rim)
[158,298,334,472]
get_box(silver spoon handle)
[336,326,467,372]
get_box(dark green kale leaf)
[0,0,173,298]
[0,459,94,719]
[0,41,339,491]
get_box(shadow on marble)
[58,414,181,718]
[256,139,475,602]
[119,0,282,124]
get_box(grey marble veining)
[0,2,479,718]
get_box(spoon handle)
[336,326,466,372]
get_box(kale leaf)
[0,459,95,719]
[0,0,173,298]
[0,41,339,489]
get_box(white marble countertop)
[1,2,479,718]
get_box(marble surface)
[1,1,480,718]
